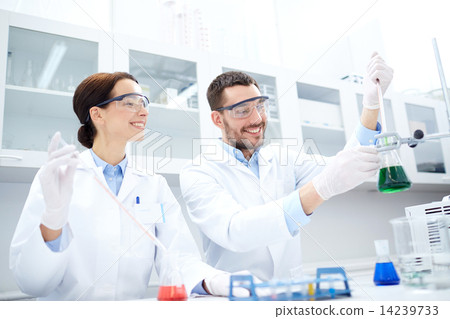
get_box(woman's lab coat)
[10,150,218,300]
[180,137,358,282]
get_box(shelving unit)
[406,103,446,174]
[297,82,346,156]
[0,9,449,183]
[1,23,98,155]
[129,50,201,160]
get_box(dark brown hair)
[206,71,259,111]
[73,72,138,148]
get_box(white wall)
[301,185,450,266]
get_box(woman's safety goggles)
[97,93,150,112]
[215,96,269,119]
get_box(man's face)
[219,84,267,151]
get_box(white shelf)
[4,84,74,119]
[5,84,73,97]
[301,122,344,131]
[149,102,199,114]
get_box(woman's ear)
[90,107,102,123]
[211,111,224,129]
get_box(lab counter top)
[182,270,450,302]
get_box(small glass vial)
[6,51,15,85]
[373,240,400,286]
[21,59,34,87]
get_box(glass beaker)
[390,216,450,289]
[377,138,411,193]
[157,252,188,301]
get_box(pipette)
[376,80,388,134]
[58,136,168,253]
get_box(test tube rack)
[228,267,351,301]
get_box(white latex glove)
[312,146,380,200]
[40,132,79,230]
[362,52,394,109]
[204,271,259,298]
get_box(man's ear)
[211,111,224,129]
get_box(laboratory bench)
[151,270,450,302]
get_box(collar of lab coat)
[79,149,146,202]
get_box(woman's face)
[97,78,148,142]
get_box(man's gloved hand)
[204,271,259,298]
[312,146,380,200]
[362,52,394,109]
[40,132,79,230]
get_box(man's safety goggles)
[216,96,269,119]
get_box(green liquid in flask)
[378,166,411,193]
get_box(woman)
[9,72,242,300]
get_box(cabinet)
[406,103,445,173]
[129,50,200,160]
[0,10,110,177]
[297,82,345,156]
[1,9,449,188]
[3,27,97,152]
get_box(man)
[180,53,393,281]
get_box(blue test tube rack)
[228,267,351,301]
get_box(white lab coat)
[180,137,359,282]
[10,150,219,300]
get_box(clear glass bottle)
[6,51,15,85]
[157,252,188,301]
[377,138,411,193]
[21,59,34,87]
[373,240,400,286]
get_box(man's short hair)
[206,71,260,111]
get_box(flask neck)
[376,255,392,263]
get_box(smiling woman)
[8,72,235,300]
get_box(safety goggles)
[97,93,150,112]
[215,96,269,119]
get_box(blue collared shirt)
[221,121,381,235]
[89,149,128,196]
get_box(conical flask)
[373,240,400,286]
[377,138,411,193]
[157,252,188,301]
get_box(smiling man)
[180,54,393,281]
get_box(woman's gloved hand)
[312,146,380,200]
[40,132,79,230]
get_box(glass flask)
[377,138,411,193]
[373,240,400,286]
[157,252,188,301]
